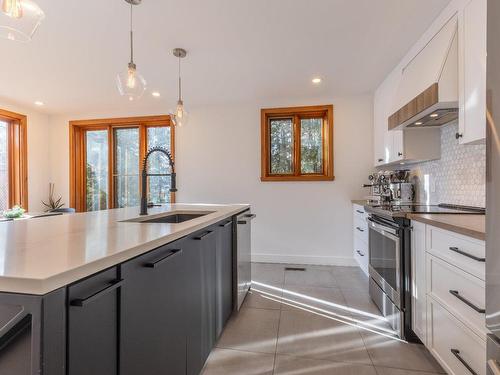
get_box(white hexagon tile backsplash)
[409,121,486,208]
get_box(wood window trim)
[260,105,334,182]
[0,108,28,209]
[69,115,175,212]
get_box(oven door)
[367,216,401,308]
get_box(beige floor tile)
[277,309,372,365]
[361,330,444,373]
[243,285,283,310]
[274,355,378,375]
[201,348,274,375]
[284,267,337,288]
[216,307,280,354]
[375,366,444,375]
[280,285,352,318]
[252,263,285,288]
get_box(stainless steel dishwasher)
[235,211,255,310]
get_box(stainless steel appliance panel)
[235,212,255,310]
[368,217,401,307]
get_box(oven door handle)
[367,217,399,238]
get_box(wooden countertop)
[408,214,485,241]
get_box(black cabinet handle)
[398,152,403,156]
[194,230,214,240]
[356,250,365,257]
[449,247,485,262]
[449,290,485,313]
[356,227,364,232]
[356,210,364,214]
[0,313,31,353]
[245,214,256,219]
[219,221,232,228]
[145,249,182,268]
[378,158,384,162]
[456,132,463,140]
[450,349,477,375]
[70,279,124,307]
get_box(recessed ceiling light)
[34,101,44,106]
[312,77,322,84]
[414,121,423,125]
[152,91,161,97]
[429,113,439,118]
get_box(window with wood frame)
[0,109,28,211]
[69,115,175,212]
[260,105,334,181]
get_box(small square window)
[261,105,334,181]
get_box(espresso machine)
[363,170,414,204]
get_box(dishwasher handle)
[238,213,256,225]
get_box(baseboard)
[251,253,358,267]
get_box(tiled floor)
[202,262,444,375]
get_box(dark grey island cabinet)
[0,217,237,375]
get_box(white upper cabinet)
[458,0,487,144]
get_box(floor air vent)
[285,267,306,271]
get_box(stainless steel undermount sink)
[122,211,214,224]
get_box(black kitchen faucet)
[140,147,177,215]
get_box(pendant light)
[116,0,146,101]
[0,0,44,42]
[171,48,188,127]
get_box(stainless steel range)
[365,203,484,341]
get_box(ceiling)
[0,0,451,115]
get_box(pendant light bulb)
[126,63,137,89]
[2,0,23,18]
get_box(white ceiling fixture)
[34,100,43,106]
[0,0,44,42]
[312,77,322,84]
[152,91,160,97]
[171,48,188,127]
[116,0,146,101]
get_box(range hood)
[389,16,458,131]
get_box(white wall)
[48,95,373,265]
[0,99,51,211]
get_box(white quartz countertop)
[0,203,249,295]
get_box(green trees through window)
[261,105,334,181]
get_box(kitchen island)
[0,203,250,375]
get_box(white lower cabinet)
[352,204,369,276]
[411,221,486,375]
[427,297,486,375]
[411,221,427,344]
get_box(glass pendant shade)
[174,100,188,127]
[116,63,146,101]
[0,0,44,42]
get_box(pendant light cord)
[178,55,182,101]
[129,3,134,64]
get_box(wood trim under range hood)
[388,83,458,130]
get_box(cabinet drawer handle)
[356,250,365,257]
[194,230,214,240]
[70,279,124,307]
[450,349,478,375]
[145,249,182,268]
[356,227,364,232]
[219,221,232,228]
[449,247,485,262]
[449,290,485,313]
[356,210,364,214]
[378,158,384,162]
[244,214,256,219]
